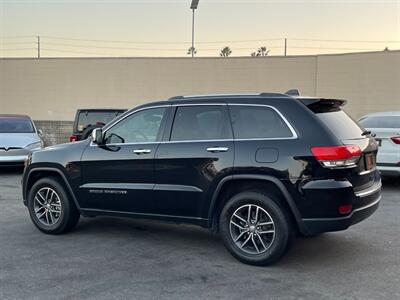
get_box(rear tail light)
[311,145,362,169]
[390,136,400,145]
[69,135,78,142]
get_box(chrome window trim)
[98,105,170,146]
[228,103,298,140]
[92,102,298,147]
[102,105,171,133]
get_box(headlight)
[25,141,44,150]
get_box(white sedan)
[0,115,44,167]
[359,111,400,176]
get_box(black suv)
[22,92,381,265]
[70,108,126,142]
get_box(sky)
[1,0,400,57]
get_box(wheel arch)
[208,174,307,234]
[24,167,81,211]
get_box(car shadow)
[0,166,24,175]
[72,215,374,268]
[382,176,400,188]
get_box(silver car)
[0,114,44,166]
[358,111,400,176]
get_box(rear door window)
[229,105,294,139]
[170,105,232,141]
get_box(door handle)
[133,149,152,154]
[206,147,229,153]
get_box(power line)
[43,35,285,45]
[0,36,34,39]
[0,41,35,45]
[0,48,36,51]
[291,38,400,43]
[289,46,377,51]
[44,42,283,51]
[41,48,113,56]
[42,35,400,45]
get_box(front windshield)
[0,117,35,133]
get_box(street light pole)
[190,0,199,58]
[192,8,195,58]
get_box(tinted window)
[316,110,364,139]
[104,107,166,144]
[0,118,34,133]
[77,111,125,132]
[229,106,293,139]
[359,116,400,128]
[171,106,232,141]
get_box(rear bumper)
[377,164,400,176]
[301,179,381,235]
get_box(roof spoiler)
[300,98,347,107]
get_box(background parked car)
[70,109,127,142]
[359,111,400,176]
[0,114,44,167]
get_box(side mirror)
[37,129,43,136]
[91,128,103,145]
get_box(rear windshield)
[359,116,400,129]
[0,118,34,133]
[308,106,364,140]
[76,111,125,132]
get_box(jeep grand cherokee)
[22,92,381,265]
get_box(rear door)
[153,104,234,220]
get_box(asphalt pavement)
[0,168,399,300]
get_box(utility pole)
[37,36,41,59]
[284,38,287,56]
[190,0,199,58]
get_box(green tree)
[187,47,197,56]
[256,46,270,56]
[220,46,232,57]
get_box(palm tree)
[220,46,232,57]
[256,46,270,56]
[187,47,197,56]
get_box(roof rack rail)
[168,96,185,100]
[259,92,292,98]
[168,92,293,101]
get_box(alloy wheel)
[229,204,275,255]
[33,187,62,226]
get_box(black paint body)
[22,95,381,235]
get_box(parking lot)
[0,169,399,300]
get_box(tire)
[219,191,293,266]
[27,177,80,234]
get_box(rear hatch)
[302,98,379,191]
